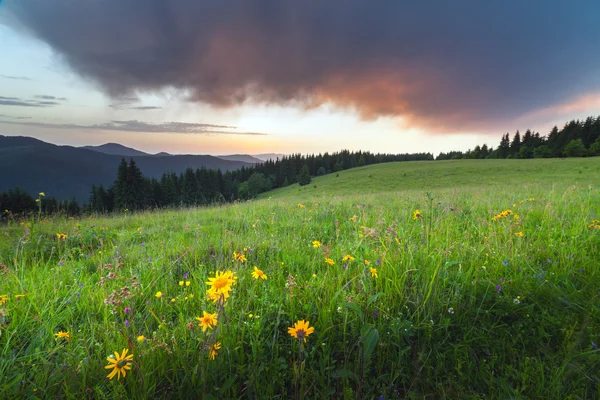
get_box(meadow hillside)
[1,159,599,399]
[261,158,600,199]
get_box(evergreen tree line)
[437,115,600,160]
[0,187,81,216]
[89,150,433,212]
[1,149,433,215]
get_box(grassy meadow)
[1,158,600,399]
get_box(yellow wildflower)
[514,232,524,237]
[55,331,70,340]
[105,348,133,380]
[324,258,335,265]
[233,251,247,263]
[342,255,355,262]
[369,267,378,278]
[206,270,236,302]
[312,240,322,248]
[209,342,222,360]
[155,291,163,298]
[196,311,218,332]
[251,266,267,280]
[288,319,315,343]
[137,335,145,342]
[413,210,421,220]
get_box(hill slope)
[0,135,251,202]
[261,158,600,200]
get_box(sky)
[1,1,599,156]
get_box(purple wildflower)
[376,259,381,265]
[141,242,145,247]
[343,263,348,270]
[124,307,131,314]
[124,320,129,328]
[373,310,379,318]
[502,260,508,266]
[499,277,505,282]
[495,284,502,293]
[148,257,153,263]
[183,273,189,279]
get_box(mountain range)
[0,135,265,203]
[80,143,284,162]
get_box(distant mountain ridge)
[0,135,252,202]
[81,143,275,162]
[81,143,149,157]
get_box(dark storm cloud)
[0,119,266,135]
[5,1,600,131]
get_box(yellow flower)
[312,240,322,248]
[206,270,236,302]
[196,311,218,332]
[412,210,421,220]
[529,197,535,201]
[0,294,8,306]
[209,342,222,360]
[39,192,45,197]
[364,259,371,265]
[513,214,520,220]
[55,330,70,340]
[179,281,184,286]
[155,291,163,298]
[105,348,133,380]
[298,203,305,209]
[251,266,267,280]
[349,215,357,222]
[342,255,355,262]
[324,258,335,265]
[185,281,191,287]
[14,294,26,299]
[514,232,524,237]
[248,314,253,318]
[170,298,176,303]
[369,267,378,278]
[288,319,315,342]
[233,251,247,263]
[395,237,400,244]
[312,273,317,278]
[137,335,145,342]
[56,233,68,240]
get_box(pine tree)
[297,165,312,186]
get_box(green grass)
[261,158,600,199]
[1,159,599,399]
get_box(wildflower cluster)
[492,209,513,221]
[589,219,600,229]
